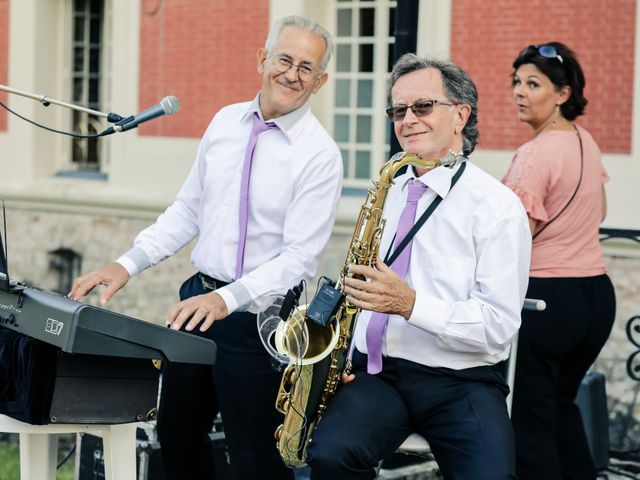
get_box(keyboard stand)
[0,414,138,480]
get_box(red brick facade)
[138,0,268,137]
[451,0,635,154]
[0,0,9,131]
[1,0,635,153]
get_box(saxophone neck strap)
[384,161,467,266]
[532,124,584,240]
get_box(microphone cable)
[0,100,106,139]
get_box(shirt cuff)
[406,291,450,336]
[215,281,253,315]
[115,247,151,277]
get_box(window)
[70,0,105,170]
[333,0,396,187]
[48,248,82,294]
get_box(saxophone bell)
[257,297,341,366]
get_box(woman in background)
[502,42,616,480]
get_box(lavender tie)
[236,113,276,279]
[365,178,428,374]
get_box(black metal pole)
[389,0,420,159]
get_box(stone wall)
[5,206,188,325]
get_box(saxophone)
[273,150,465,467]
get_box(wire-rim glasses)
[386,99,460,122]
[270,54,320,82]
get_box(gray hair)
[388,54,479,156]
[265,15,334,73]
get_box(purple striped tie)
[365,178,427,374]
[236,113,276,279]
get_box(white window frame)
[60,0,112,175]
[330,0,396,188]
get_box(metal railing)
[598,228,640,478]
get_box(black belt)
[198,272,229,292]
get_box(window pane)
[359,8,375,36]
[73,47,84,73]
[357,79,372,107]
[74,15,85,42]
[389,7,396,36]
[86,138,99,165]
[337,9,352,36]
[336,44,351,72]
[73,78,83,101]
[356,115,371,143]
[388,43,394,73]
[89,78,99,104]
[359,44,373,72]
[334,115,350,143]
[90,17,101,43]
[90,0,103,16]
[72,110,81,130]
[355,151,371,179]
[89,47,100,73]
[341,149,350,177]
[335,79,351,108]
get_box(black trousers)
[307,351,516,480]
[511,274,616,480]
[156,273,293,480]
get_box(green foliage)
[0,439,20,480]
[0,435,75,480]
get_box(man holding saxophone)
[306,55,531,479]
[69,15,342,480]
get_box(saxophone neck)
[379,150,466,184]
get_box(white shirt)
[353,161,531,369]
[117,95,343,314]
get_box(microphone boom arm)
[0,84,124,123]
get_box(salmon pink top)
[502,125,608,278]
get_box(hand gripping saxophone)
[271,151,466,467]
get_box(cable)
[0,100,105,139]
[56,442,77,469]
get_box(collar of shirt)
[398,162,463,198]
[243,93,311,144]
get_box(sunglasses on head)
[530,44,564,64]
[385,99,459,122]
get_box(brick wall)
[138,0,268,137]
[0,0,9,132]
[451,0,635,154]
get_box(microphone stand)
[0,84,124,123]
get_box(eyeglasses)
[533,44,564,64]
[385,99,459,122]
[270,54,320,82]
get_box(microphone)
[100,96,180,136]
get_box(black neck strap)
[384,161,467,266]
[532,125,584,240]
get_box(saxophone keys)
[283,364,298,384]
[275,392,291,413]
